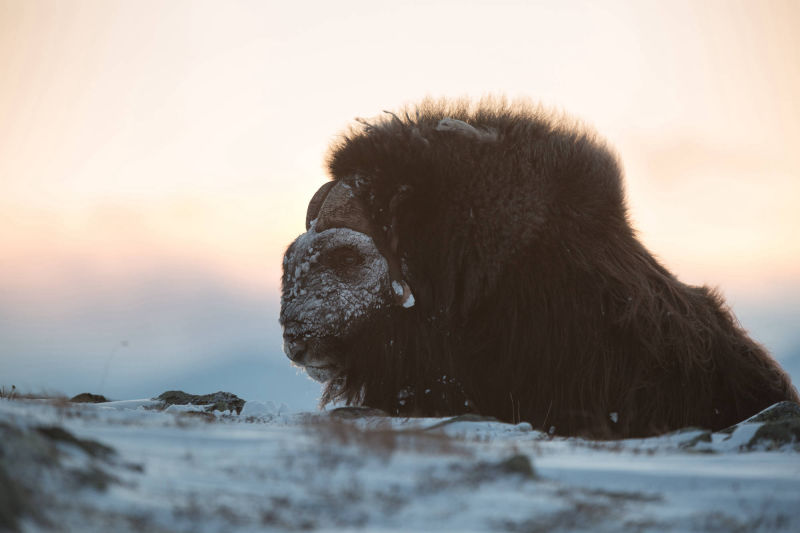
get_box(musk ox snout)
[281,328,306,362]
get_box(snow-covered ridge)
[1,397,798,532]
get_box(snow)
[1,397,798,532]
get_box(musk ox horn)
[305,181,335,230]
[313,181,373,235]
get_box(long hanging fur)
[320,98,798,438]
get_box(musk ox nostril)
[283,335,307,362]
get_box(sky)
[1,0,799,407]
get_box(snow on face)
[280,226,392,340]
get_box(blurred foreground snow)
[1,397,798,532]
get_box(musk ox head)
[280,178,414,383]
[279,99,798,437]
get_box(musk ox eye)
[325,247,363,269]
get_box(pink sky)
[2,0,799,297]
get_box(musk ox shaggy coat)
[280,99,798,438]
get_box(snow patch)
[0,398,798,532]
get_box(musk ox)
[280,99,798,438]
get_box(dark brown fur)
[317,99,798,438]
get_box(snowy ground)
[1,396,799,532]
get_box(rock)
[70,392,109,403]
[719,401,800,436]
[747,419,800,450]
[154,390,245,414]
[714,402,800,450]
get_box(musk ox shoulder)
[280,99,799,438]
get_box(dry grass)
[1,385,67,401]
[305,416,472,460]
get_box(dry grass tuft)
[306,417,471,459]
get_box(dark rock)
[155,390,245,414]
[70,392,109,403]
[747,419,800,450]
[719,402,800,449]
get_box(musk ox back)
[280,99,798,438]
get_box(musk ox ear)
[306,181,335,230]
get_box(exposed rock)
[747,419,800,450]
[155,390,245,414]
[70,392,109,403]
[713,402,800,450]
